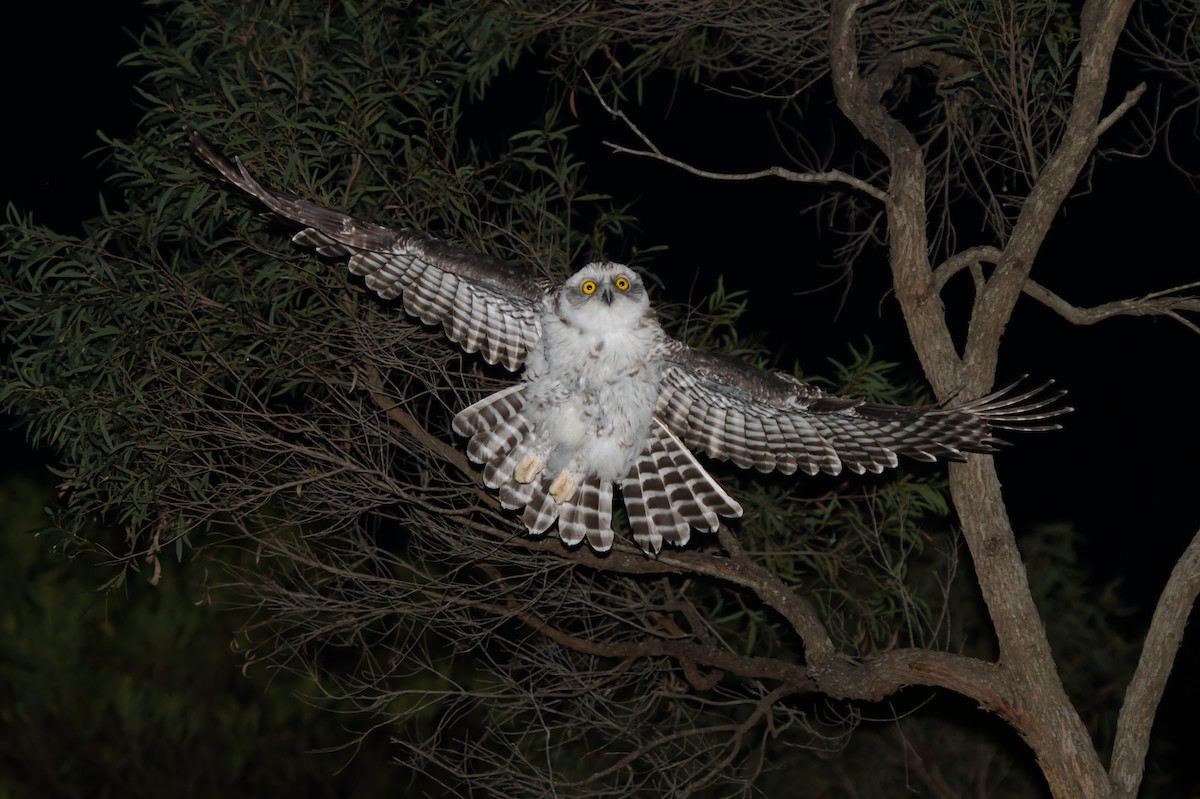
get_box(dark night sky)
[5,0,1197,700]
[5,4,147,234]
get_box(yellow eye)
[581,280,597,295]
[615,276,630,291]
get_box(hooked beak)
[601,286,615,305]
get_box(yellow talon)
[549,470,579,504]
[514,454,546,484]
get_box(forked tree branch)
[580,1,1168,747]
[829,0,965,390]
[932,246,1003,291]
[962,0,1141,388]
[830,2,1140,798]
[933,250,1200,335]
[663,528,1014,710]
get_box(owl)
[186,127,1066,555]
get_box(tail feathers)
[558,478,615,552]
[521,480,559,535]
[497,472,537,510]
[517,474,616,551]
[623,455,688,555]
[623,419,743,556]
[455,389,734,555]
[485,434,538,509]
[454,385,573,542]
[454,384,543,516]
[481,433,532,491]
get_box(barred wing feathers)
[186,126,546,372]
[658,343,1068,478]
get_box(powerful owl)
[186,127,1065,556]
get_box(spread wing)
[186,126,548,371]
[656,340,1068,477]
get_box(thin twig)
[588,75,890,203]
[1097,82,1149,137]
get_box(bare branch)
[659,529,1013,710]
[1023,278,1200,334]
[511,598,817,690]
[605,140,891,201]
[830,0,967,389]
[591,79,890,203]
[356,361,473,472]
[932,245,1004,291]
[1097,83,1149,137]
[1110,527,1200,797]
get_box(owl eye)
[615,276,630,291]
[581,280,597,295]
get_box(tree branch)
[660,528,1013,709]
[1110,526,1200,797]
[830,4,1142,795]
[829,1,964,389]
[518,602,818,691]
[590,78,890,203]
[937,253,1200,335]
[963,0,1140,389]
[932,245,1004,291]
[1097,82,1149,137]
[356,361,473,472]
[1023,279,1200,334]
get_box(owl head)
[558,262,650,333]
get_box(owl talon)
[514,454,546,484]
[549,470,579,504]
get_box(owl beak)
[601,286,615,305]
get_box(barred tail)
[621,418,743,556]
[452,386,616,552]
[558,477,615,552]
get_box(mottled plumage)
[187,126,1068,556]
